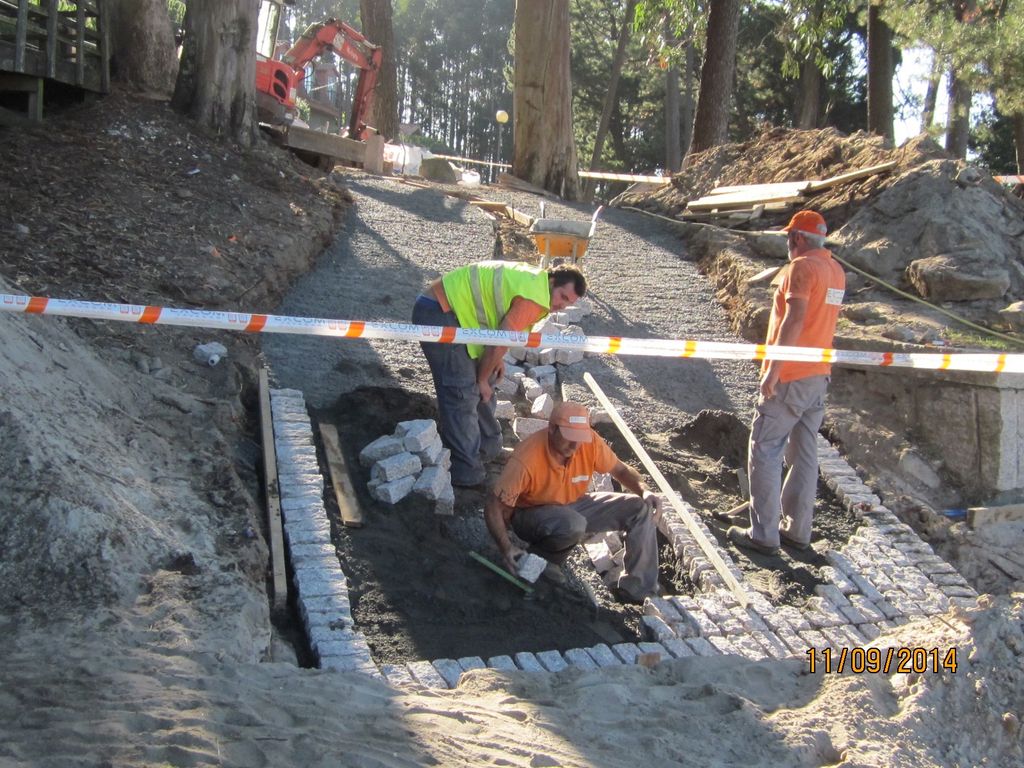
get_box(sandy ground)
[1,94,1023,767]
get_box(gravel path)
[263,172,757,440]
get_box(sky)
[893,47,946,146]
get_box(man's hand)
[502,544,526,574]
[477,375,493,403]
[642,490,663,524]
[759,366,780,401]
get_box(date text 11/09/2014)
[806,646,958,674]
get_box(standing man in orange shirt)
[484,402,663,603]
[728,210,845,557]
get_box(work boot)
[612,585,659,606]
[450,470,487,489]
[727,526,780,557]
[779,530,811,551]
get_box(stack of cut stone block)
[487,300,593,442]
[359,419,455,515]
[269,388,378,675]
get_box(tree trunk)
[921,51,942,133]
[945,0,976,159]
[171,0,260,147]
[794,2,822,130]
[584,0,637,201]
[795,58,822,129]
[107,0,178,95]
[1013,112,1024,175]
[945,68,972,158]
[688,0,740,157]
[663,16,686,173]
[665,65,681,173]
[513,0,579,199]
[359,0,398,141]
[866,4,894,143]
[679,38,695,159]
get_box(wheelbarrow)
[528,204,602,271]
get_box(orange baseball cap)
[781,210,827,236]
[549,401,593,443]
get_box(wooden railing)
[0,0,109,92]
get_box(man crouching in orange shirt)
[484,401,663,603]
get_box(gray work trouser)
[747,376,829,548]
[412,296,502,486]
[511,492,658,598]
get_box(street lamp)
[495,109,509,182]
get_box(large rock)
[419,157,458,184]
[905,255,1010,302]
[998,301,1024,331]
[835,158,1024,295]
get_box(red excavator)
[255,0,382,141]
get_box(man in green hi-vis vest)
[412,260,587,487]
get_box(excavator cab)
[254,0,382,140]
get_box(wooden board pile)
[682,161,897,223]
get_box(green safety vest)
[441,260,551,359]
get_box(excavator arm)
[279,20,382,140]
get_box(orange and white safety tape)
[2,292,1022,375]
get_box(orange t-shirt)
[493,429,618,517]
[430,280,546,332]
[764,248,845,382]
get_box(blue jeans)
[412,295,502,485]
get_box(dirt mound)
[0,92,345,628]
[0,91,347,312]
[616,128,948,223]
[616,127,1024,330]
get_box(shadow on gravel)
[348,177,479,224]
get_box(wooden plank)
[805,161,898,192]
[746,265,782,285]
[967,503,1024,528]
[98,0,109,92]
[687,191,804,212]
[75,1,85,86]
[274,125,367,164]
[578,170,671,184]
[583,372,751,607]
[497,172,559,199]
[258,368,289,612]
[987,552,1024,580]
[709,181,810,196]
[429,153,510,170]
[14,0,27,72]
[364,134,385,174]
[468,200,510,213]
[45,0,57,79]
[318,422,364,528]
[682,202,793,220]
[506,206,534,228]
